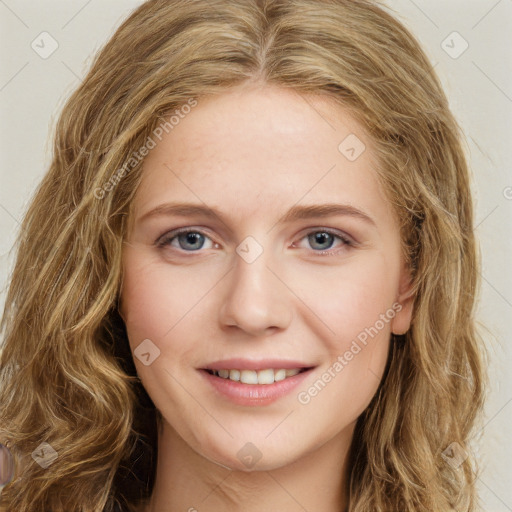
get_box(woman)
[0,0,486,510]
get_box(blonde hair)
[0,0,486,510]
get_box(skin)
[119,81,414,512]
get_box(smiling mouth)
[204,367,313,385]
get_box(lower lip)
[198,368,314,406]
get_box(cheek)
[292,253,397,402]
[120,246,212,342]
[296,253,398,341]
[121,267,173,342]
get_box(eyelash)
[155,227,355,257]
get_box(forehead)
[130,84,391,228]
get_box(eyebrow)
[138,202,376,227]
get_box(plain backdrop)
[0,1,511,510]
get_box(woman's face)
[119,83,414,471]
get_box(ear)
[390,259,415,335]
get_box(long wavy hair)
[0,0,487,510]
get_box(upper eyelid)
[157,227,216,245]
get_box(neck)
[143,418,353,512]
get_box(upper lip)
[201,358,315,371]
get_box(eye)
[156,227,354,256]
[293,229,354,256]
[156,228,216,252]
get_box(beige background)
[1,0,511,509]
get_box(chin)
[200,440,300,473]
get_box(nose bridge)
[219,236,291,335]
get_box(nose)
[218,245,292,336]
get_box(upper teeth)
[212,368,302,384]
